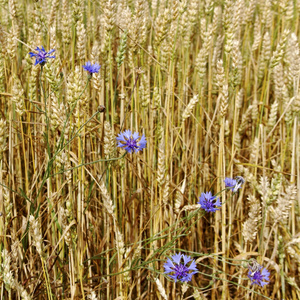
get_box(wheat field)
[0,0,300,299]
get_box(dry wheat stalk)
[104,121,115,158]
[77,20,86,61]
[154,277,168,300]
[182,94,199,122]
[1,249,31,299]
[242,195,261,245]
[0,118,8,161]
[48,0,59,27]
[220,84,228,118]
[270,183,297,224]
[266,100,278,132]
[155,8,171,48]
[239,105,252,136]
[29,215,45,257]
[11,75,24,116]
[270,29,290,68]
[98,181,115,218]
[157,136,165,186]
[59,206,72,246]
[61,0,71,45]
[87,291,98,300]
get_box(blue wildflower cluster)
[197,177,245,213]
[28,47,147,156]
[28,45,269,292]
[29,47,101,76]
[164,253,198,283]
[164,176,246,282]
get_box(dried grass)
[0,0,299,299]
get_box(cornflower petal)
[122,130,132,140]
[261,268,270,279]
[169,274,178,282]
[139,135,147,147]
[188,260,198,271]
[164,258,175,274]
[132,132,140,140]
[183,255,192,265]
[171,253,182,265]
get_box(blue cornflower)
[224,176,245,193]
[116,130,146,153]
[248,261,270,287]
[29,46,55,66]
[198,191,221,212]
[164,253,198,283]
[83,61,101,74]
[224,177,237,191]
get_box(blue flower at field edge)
[247,261,270,287]
[164,253,198,283]
[116,130,147,153]
[29,46,55,66]
[198,191,221,212]
[83,61,101,74]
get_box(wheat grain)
[0,118,7,161]
[98,181,115,218]
[266,100,278,132]
[87,291,98,300]
[11,75,24,116]
[77,20,86,61]
[61,0,71,45]
[1,249,15,291]
[271,183,297,223]
[239,105,252,136]
[270,29,290,68]
[154,8,171,48]
[219,84,229,118]
[242,195,261,244]
[182,94,199,122]
[154,277,168,300]
[104,121,115,158]
[29,215,45,257]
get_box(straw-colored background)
[0,0,300,299]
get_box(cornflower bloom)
[116,130,146,153]
[247,260,270,287]
[224,177,237,190]
[224,176,245,193]
[164,253,198,283]
[83,61,101,74]
[29,46,55,66]
[198,191,221,212]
